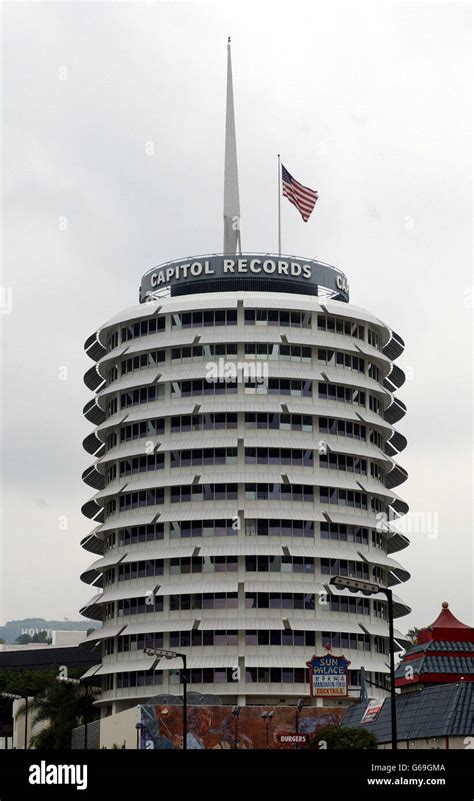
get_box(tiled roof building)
[343,682,474,748]
[395,602,474,690]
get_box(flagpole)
[277,153,281,256]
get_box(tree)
[0,637,5,644]
[16,680,99,749]
[15,634,33,645]
[32,631,52,644]
[308,725,378,750]
[0,668,59,698]
[403,627,420,651]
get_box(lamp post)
[135,722,143,750]
[295,699,304,749]
[261,711,274,749]
[1,693,28,749]
[144,647,188,750]
[231,705,240,749]
[329,575,398,750]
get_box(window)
[169,593,238,611]
[172,379,237,398]
[120,385,165,409]
[119,524,164,545]
[317,315,364,340]
[171,484,238,503]
[245,519,314,538]
[245,412,312,432]
[320,522,368,545]
[319,417,366,440]
[121,351,165,375]
[245,483,313,502]
[119,453,165,476]
[171,310,237,328]
[121,316,165,342]
[170,519,237,539]
[120,418,165,442]
[244,309,311,328]
[172,343,237,362]
[320,487,367,509]
[119,488,164,512]
[245,448,313,467]
[171,448,238,468]
[318,383,366,406]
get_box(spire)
[223,37,241,254]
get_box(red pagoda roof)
[395,603,474,688]
[418,602,474,644]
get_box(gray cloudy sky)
[0,1,472,634]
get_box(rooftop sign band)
[139,254,350,303]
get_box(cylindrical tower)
[80,253,410,715]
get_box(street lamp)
[135,722,143,750]
[231,705,240,750]
[295,699,304,748]
[1,692,28,750]
[144,647,188,750]
[261,711,274,749]
[329,575,398,750]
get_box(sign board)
[361,698,385,724]
[306,653,351,697]
[277,733,309,746]
[140,254,350,302]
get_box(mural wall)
[140,704,345,750]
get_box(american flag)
[281,164,318,222]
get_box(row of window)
[108,381,382,416]
[108,312,380,351]
[107,342,385,383]
[103,521,382,550]
[244,309,311,328]
[318,383,366,406]
[319,453,368,475]
[120,317,165,344]
[171,378,315,398]
[121,351,165,375]
[108,554,378,581]
[119,386,164,410]
[244,343,311,361]
[317,349,365,373]
[172,343,237,361]
[105,556,385,583]
[106,485,387,516]
[109,448,378,476]
[107,629,387,653]
[107,668,390,691]
[109,592,386,618]
[172,310,237,328]
[317,315,365,340]
[106,412,383,445]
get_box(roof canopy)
[418,602,474,645]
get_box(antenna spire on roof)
[223,37,241,255]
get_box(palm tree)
[404,627,421,651]
[17,681,99,749]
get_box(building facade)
[80,254,411,715]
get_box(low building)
[0,632,100,749]
[342,602,474,749]
[342,681,473,749]
[395,602,474,691]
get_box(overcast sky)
[0,1,472,634]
